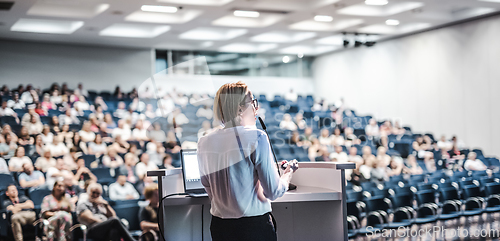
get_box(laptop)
[180,149,208,197]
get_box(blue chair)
[484,182,500,213]
[82,154,96,168]
[461,185,485,216]
[29,188,51,210]
[0,174,16,190]
[384,194,415,228]
[91,168,115,185]
[438,187,462,220]
[357,197,392,234]
[414,190,439,224]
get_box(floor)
[353,213,500,241]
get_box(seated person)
[9,146,31,172]
[139,184,159,240]
[102,147,124,169]
[63,173,83,204]
[4,184,36,241]
[160,154,174,170]
[135,153,159,180]
[88,134,108,156]
[46,159,74,189]
[34,147,56,172]
[370,160,389,184]
[0,157,9,174]
[74,157,97,188]
[117,153,138,185]
[464,152,487,171]
[77,183,135,241]
[314,146,331,162]
[41,181,74,240]
[329,145,348,162]
[403,155,423,175]
[108,174,140,200]
[18,163,45,190]
[47,136,69,158]
[279,114,297,131]
[386,158,404,177]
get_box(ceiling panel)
[0,0,498,55]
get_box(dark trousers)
[210,212,277,241]
[87,217,136,241]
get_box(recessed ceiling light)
[365,0,388,6]
[233,10,260,18]
[141,5,178,13]
[297,53,304,58]
[314,15,333,22]
[11,18,84,34]
[282,56,290,63]
[385,19,400,25]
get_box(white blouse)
[197,126,287,219]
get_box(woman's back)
[198,126,286,219]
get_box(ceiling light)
[233,10,260,18]
[365,0,388,6]
[141,5,178,13]
[282,56,290,63]
[297,53,304,58]
[385,19,400,25]
[314,15,333,22]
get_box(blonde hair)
[213,81,248,125]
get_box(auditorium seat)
[461,185,485,216]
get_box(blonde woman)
[197,82,298,241]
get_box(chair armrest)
[417,204,437,217]
[464,197,483,210]
[356,201,366,213]
[442,200,460,213]
[394,207,412,222]
[367,211,385,227]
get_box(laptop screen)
[181,149,205,191]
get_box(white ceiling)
[0,0,499,56]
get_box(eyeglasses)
[242,97,258,109]
[91,191,101,196]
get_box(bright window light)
[314,15,333,22]
[385,19,400,25]
[282,56,290,63]
[365,0,388,6]
[141,5,178,13]
[233,10,260,18]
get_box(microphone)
[258,117,297,191]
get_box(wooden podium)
[148,162,354,241]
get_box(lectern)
[147,162,354,241]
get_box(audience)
[74,157,98,187]
[365,119,380,137]
[41,181,75,241]
[109,174,140,200]
[329,145,348,162]
[9,146,31,172]
[139,184,160,239]
[4,184,36,241]
[18,163,46,190]
[279,114,297,131]
[404,155,423,175]
[77,183,136,241]
[102,147,124,169]
[0,83,496,240]
[135,153,159,180]
[464,152,487,171]
[46,159,74,189]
